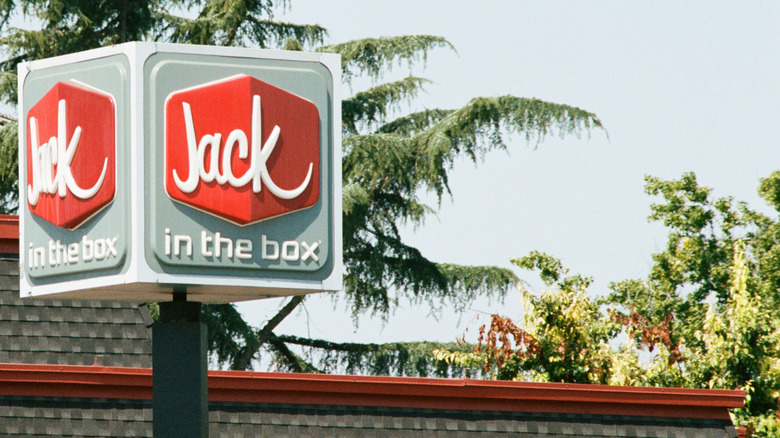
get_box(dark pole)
[153,289,208,437]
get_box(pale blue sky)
[240,1,780,347]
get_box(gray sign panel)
[144,52,336,282]
[19,43,341,302]
[20,55,131,285]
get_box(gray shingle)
[0,397,151,437]
[0,258,152,368]
[201,403,738,437]
[0,397,740,437]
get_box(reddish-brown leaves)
[612,307,682,365]
[474,314,539,373]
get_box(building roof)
[0,259,153,368]
[0,363,744,437]
[0,214,18,256]
[0,215,152,368]
[0,214,746,437]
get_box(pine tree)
[1,1,603,374]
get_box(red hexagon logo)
[26,81,116,229]
[164,75,320,225]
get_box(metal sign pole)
[153,290,208,437]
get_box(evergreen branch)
[156,12,221,45]
[342,135,438,224]
[247,18,326,49]
[341,97,602,317]
[95,0,155,43]
[378,109,453,137]
[283,37,303,51]
[192,0,272,46]
[343,238,445,316]
[0,0,13,29]
[344,225,455,315]
[276,334,476,377]
[342,134,416,192]
[342,76,430,135]
[0,72,17,107]
[267,333,320,373]
[4,2,154,51]
[0,53,25,71]
[201,303,257,368]
[342,183,371,216]
[437,264,520,309]
[343,225,515,316]
[1,27,73,61]
[412,96,605,197]
[230,295,305,370]
[0,120,17,214]
[317,35,454,82]
[158,2,324,48]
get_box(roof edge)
[0,363,743,420]
[0,214,18,254]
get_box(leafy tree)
[436,172,780,435]
[435,252,625,384]
[614,172,780,434]
[0,1,603,373]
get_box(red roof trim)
[0,215,18,254]
[0,363,743,420]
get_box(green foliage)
[436,173,780,433]
[342,76,430,135]
[434,254,619,383]
[759,171,780,213]
[277,334,474,377]
[0,119,18,213]
[512,254,618,384]
[317,35,453,83]
[513,250,592,290]
[602,174,780,427]
[158,0,325,48]
[612,175,780,431]
[201,303,259,368]
[340,94,601,316]
[633,172,758,358]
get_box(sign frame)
[18,42,342,303]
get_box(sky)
[235,1,780,348]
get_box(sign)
[164,74,320,225]
[19,43,342,302]
[26,80,116,229]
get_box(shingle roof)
[0,397,739,437]
[0,257,153,368]
[207,403,738,438]
[0,364,744,438]
[1,396,151,437]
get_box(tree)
[436,172,780,435]
[434,252,625,385]
[0,1,603,374]
[611,172,780,434]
